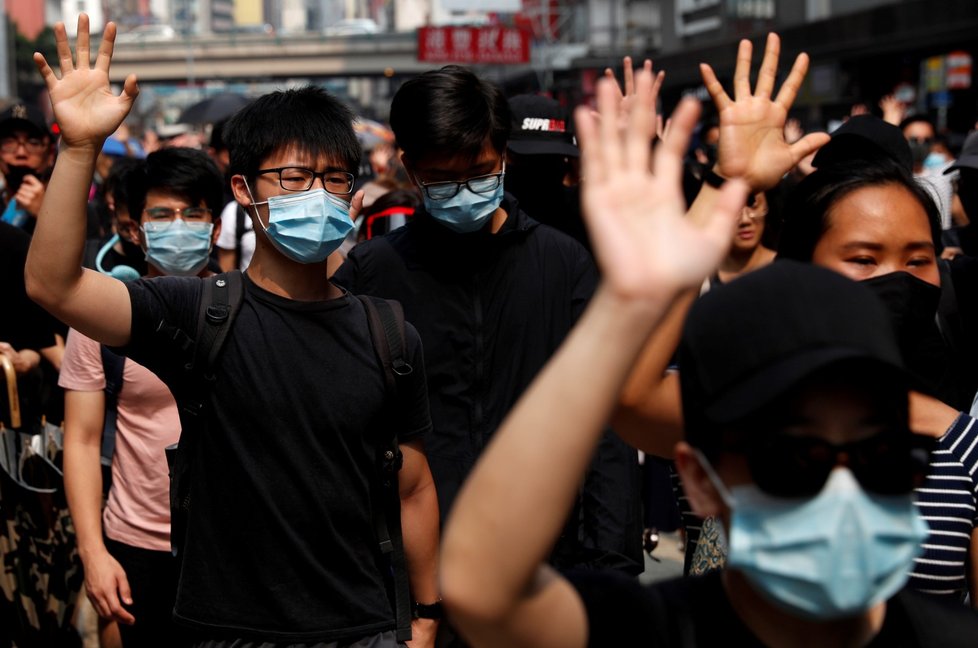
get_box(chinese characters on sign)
[418,27,530,64]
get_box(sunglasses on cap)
[744,431,932,498]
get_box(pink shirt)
[59,329,180,551]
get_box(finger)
[699,63,732,112]
[699,178,750,257]
[652,97,701,185]
[655,115,664,140]
[774,52,809,110]
[120,73,140,104]
[574,105,605,185]
[732,39,753,101]
[596,77,624,172]
[53,22,74,75]
[76,13,91,70]
[349,189,364,221]
[623,56,634,96]
[788,132,831,165]
[754,33,780,99]
[603,68,623,99]
[33,52,57,88]
[96,21,117,75]
[651,69,665,101]
[625,70,655,172]
[118,572,132,606]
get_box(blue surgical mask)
[142,219,214,277]
[246,182,353,263]
[421,177,505,234]
[700,455,927,619]
[923,152,949,171]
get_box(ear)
[674,442,727,518]
[210,215,223,247]
[117,218,140,245]
[230,174,253,207]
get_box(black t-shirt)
[570,569,978,647]
[122,273,432,643]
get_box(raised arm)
[613,33,831,453]
[24,15,139,347]
[440,70,747,648]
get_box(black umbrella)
[178,92,251,124]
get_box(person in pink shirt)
[60,147,223,648]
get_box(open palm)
[576,72,747,302]
[701,33,829,191]
[34,15,137,151]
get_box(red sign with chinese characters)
[417,26,531,64]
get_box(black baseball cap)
[944,131,978,174]
[506,94,579,158]
[812,115,913,173]
[0,102,51,139]
[679,261,913,450]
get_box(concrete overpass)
[107,31,533,84]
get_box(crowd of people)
[2,13,978,648]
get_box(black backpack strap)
[168,270,244,556]
[99,345,125,474]
[357,294,413,643]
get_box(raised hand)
[599,56,666,138]
[574,71,747,302]
[700,33,829,191]
[33,14,138,152]
[879,94,907,126]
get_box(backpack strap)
[99,345,125,477]
[356,294,413,643]
[168,270,244,556]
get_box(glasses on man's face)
[143,206,213,224]
[418,162,506,201]
[257,167,355,195]
[0,137,46,154]
[745,431,932,498]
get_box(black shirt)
[570,569,978,647]
[334,200,643,574]
[123,273,432,642]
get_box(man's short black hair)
[126,147,225,219]
[390,65,511,163]
[898,114,935,135]
[223,86,361,181]
[104,157,142,217]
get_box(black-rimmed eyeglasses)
[257,167,355,195]
[417,163,506,201]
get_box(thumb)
[700,179,749,256]
[789,132,831,166]
[117,571,133,605]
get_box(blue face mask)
[701,456,927,619]
[247,183,353,263]
[142,219,214,276]
[421,175,505,234]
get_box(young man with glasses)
[334,66,644,589]
[27,17,439,648]
[60,147,223,648]
[0,102,55,231]
[438,72,978,645]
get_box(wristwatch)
[412,599,444,620]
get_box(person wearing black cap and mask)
[944,132,978,257]
[0,102,55,233]
[439,67,978,646]
[504,94,589,251]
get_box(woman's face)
[811,183,939,286]
[731,192,768,253]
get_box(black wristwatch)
[413,599,444,620]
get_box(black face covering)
[907,139,931,168]
[860,271,945,390]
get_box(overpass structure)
[108,32,533,84]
